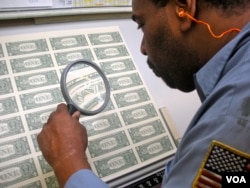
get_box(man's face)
[132,0,202,92]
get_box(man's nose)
[140,36,147,55]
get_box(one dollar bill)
[94,45,129,60]
[38,155,53,174]
[0,137,31,163]
[128,119,166,143]
[108,73,143,91]
[0,78,13,95]
[25,108,54,131]
[120,103,158,125]
[88,32,123,45]
[20,88,63,110]
[94,149,138,178]
[10,54,54,73]
[0,158,38,187]
[0,96,18,116]
[45,176,59,188]
[100,58,136,75]
[6,39,48,56]
[0,116,24,138]
[113,87,150,108]
[50,35,88,50]
[81,113,122,137]
[15,70,59,91]
[136,136,174,162]
[88,131,130,158]
[55,49,94,66]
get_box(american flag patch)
[193,141,250,187]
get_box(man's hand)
[37,103,91,187]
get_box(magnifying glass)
[60,60,110,115]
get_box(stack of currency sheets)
[0,26,176,188]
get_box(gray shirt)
[163,22,250,187]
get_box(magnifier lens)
[61,60,110,115]
[66,64,106,111]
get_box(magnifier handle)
[67,104,78,115]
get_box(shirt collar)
[194,22,250,102]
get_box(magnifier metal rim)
[60,59,110,115]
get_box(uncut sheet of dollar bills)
[0,26,177,188]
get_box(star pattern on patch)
[205,145,248,174]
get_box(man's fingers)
[72,111,81,120]
[56,103,68,112]
[46,103,68,123]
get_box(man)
[37,0,250,187]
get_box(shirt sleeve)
[65,169,109,188]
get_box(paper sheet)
[0,26,176,188]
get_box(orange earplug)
[178,8,241,39]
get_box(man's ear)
[175,0,197,32]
